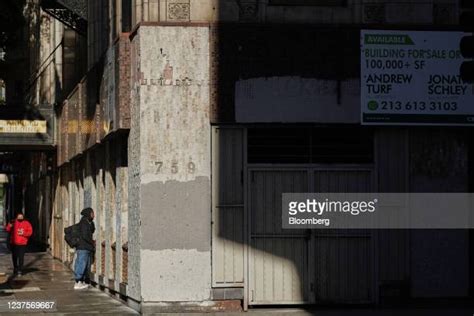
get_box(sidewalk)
[1,226,474,315]
[0,228,137,315]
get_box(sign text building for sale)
[361,30,474,125]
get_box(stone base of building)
[141,300,242,314]
[88,272,141,312]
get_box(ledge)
[141,300,242,314]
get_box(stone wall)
[132,25,212,303]
[127,30,142,302]
[129,0,460,25]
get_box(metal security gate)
[248,169,312,304]
[312,169,374,303]
[248,166,375,305]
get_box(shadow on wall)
[212,16,473,307]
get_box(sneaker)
[78,282,89,290]
[17,271,22,276]
[74,282,82,290]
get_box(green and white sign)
[361,30,474,125]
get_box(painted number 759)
[153,161,195,174]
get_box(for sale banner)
[361,30,474,125]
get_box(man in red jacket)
[5,212,33,276]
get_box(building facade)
[3,0,473,314]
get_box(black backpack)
[64,223,80,248]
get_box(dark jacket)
[77,215,95,251]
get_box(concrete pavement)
[0,228,138,315]
[1,225,474,315]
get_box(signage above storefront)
[0,120,47,134]
[361,30,474,125]
[0,106,54,147]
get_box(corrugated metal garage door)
[248,167,374,305]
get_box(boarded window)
[248,126,374,164]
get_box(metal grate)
[41,0,87,35]
[248,127,374,164]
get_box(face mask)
[17,218,24,222]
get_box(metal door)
[247,166,375,305]
[248,169,311,304]
[312,168,375,303]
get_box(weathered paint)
[141,178,210,252]
[24,0,464,311]
[235,77,359,123]
[141,249,211,301]
[127,30,142,302]
[135,25,211,302]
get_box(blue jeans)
[74,249,91,282]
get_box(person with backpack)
[5,212,33,276]
[72,207,95,290]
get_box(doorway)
[247,166,376,305]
